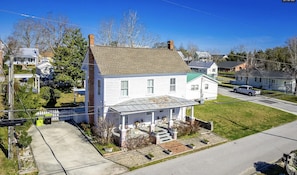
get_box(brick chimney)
[88,34,95,124]
[167,40,174,50]
[88,34,94,47]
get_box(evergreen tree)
[53,28,87,92]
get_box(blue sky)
[1,0,297,54]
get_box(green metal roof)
[187,72,203,82]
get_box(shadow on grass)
[254,161,287,175]
[0,143,8,157]
[219,115,297,142]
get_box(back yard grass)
[193,95,297,140]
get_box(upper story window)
[212,68,216,72]
[205,84,209,90]
[147,79,154,94]
[121,80,128,96]
[170,78,176,92]
[191,85,199,90]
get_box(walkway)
[105,130,227,169]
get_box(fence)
[35,107,86,123]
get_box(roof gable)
[187,72,203,82]
[90,46,190,75]
[187,72,220,83]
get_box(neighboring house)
[14,48,39,66]
[233,69,296,93]
[177,51,192,65]
[195,51,212,61]
[188,61,218,79]
[211,54,228,62]
[217,61,247,72]
[186,72,219,102]
[82,35,199,146]
[36,59,54,80]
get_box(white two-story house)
[82,35,198,145]
[188,61,218,79]
[14,48,39,65]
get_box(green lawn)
[55,92,85,107]
[192,95,297,140]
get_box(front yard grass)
[193,95,297,140]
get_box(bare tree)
[287,37,297,95]
[41,14,71,53]
[9,14,71,53]
[97,10,159,48]
[97,19,116,46]
[187,43,198,58]
[12,18,43,48]
[92,118,114,145]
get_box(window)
[170,78,176,92]
[98,80,101,95]
[191,85,199,90]
[255,77,257,82]
[121,81,128,96]
[147,79,154,94]
[205,84,209,90]
[212,68,216,72]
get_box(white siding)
[96,74,187,119]
[103,74,187,106]
[186,76,218,101]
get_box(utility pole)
[8,55,14,159]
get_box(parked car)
[233,85,261,96]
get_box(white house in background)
[36,59,54,80]
[234,69,296,93]
[188,61,218,79]
[14,48,39,65]
[195,51,212,61]
[186,72,219,102]
[82,35,199,146]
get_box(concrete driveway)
[28,122,128,175]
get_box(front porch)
[109,95,198,147]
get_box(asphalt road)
[124,87,297,175]
[218,87,297,115]
[29,122,128,175]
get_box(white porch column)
[151,112,155,124]
[120,115,127,148]
[121,115,126,130]
[190,106,195,125]
[168,109,173,128]
[150,112,155,133]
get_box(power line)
[14,89,68,175]
[0,9,96,30]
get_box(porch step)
[156,127,172,143]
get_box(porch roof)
[111,95,198,115]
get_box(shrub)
[175,121,200,137]
[125,135,152,150]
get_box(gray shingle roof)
[237,69,294,79]
[90,46,191,75]
[111,95,198,115]
[217,61,244,69]
[188,61,214,68]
